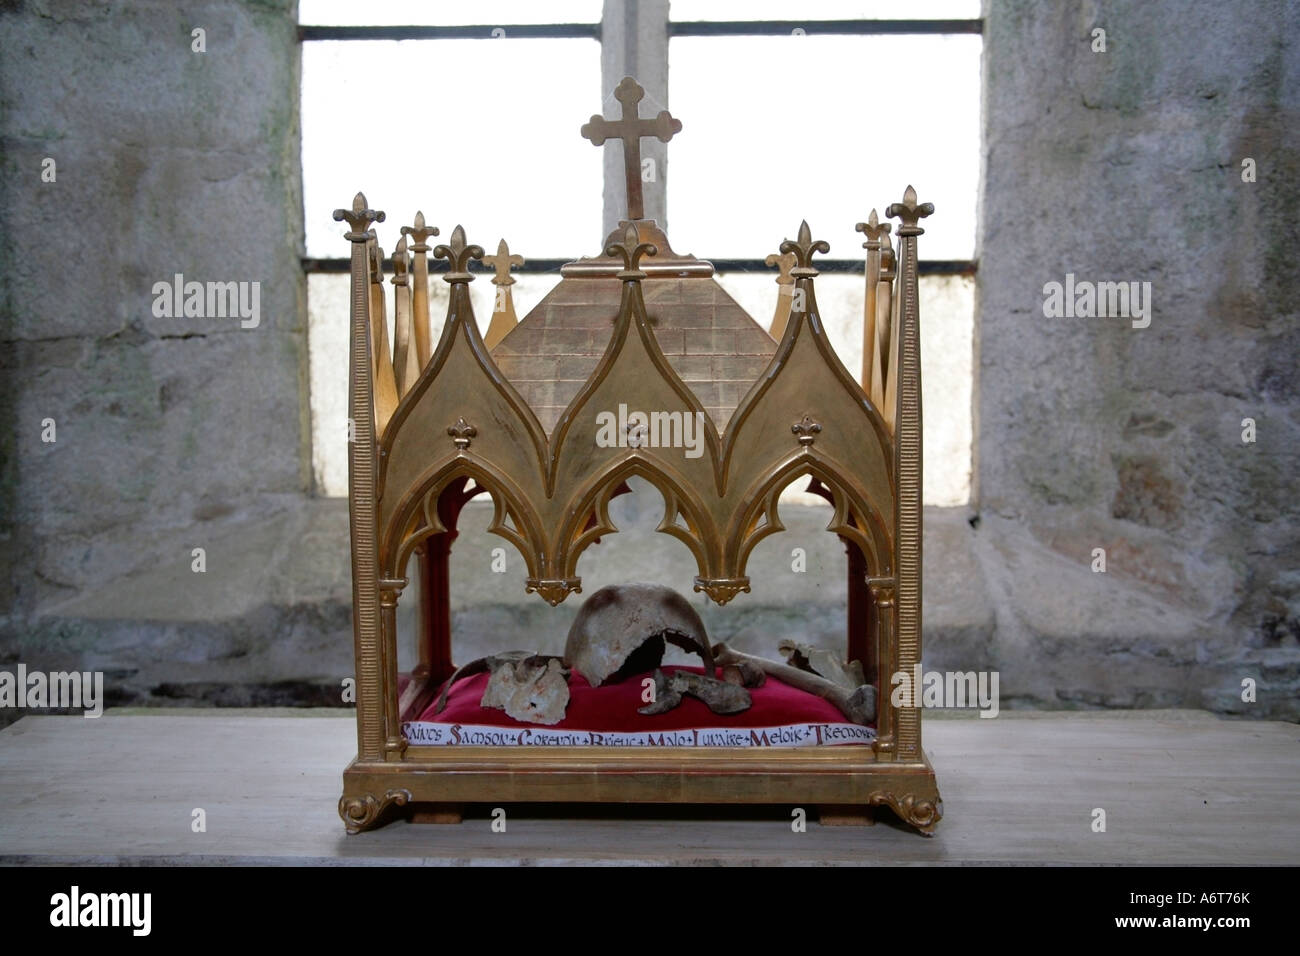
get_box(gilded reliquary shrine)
[336,77,940,834]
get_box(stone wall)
[973,0,1300,717]
[1,0,1295,722]
[0,0,309,715]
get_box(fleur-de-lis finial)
[880,240,896,281]
[390,235,409,285]
[779,220,830,277]
[400,209,439,252]
[886,185,935,237]
[855,208,891,248]
[333,192,385,241]
[368,240,385,285]
[433,224,484,283]
[447,417,477,449]
[332,191,382,244]
[604,223,658,279]
[764,250,797,286]
[482,239,525,287]
[792,415,822,446]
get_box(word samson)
[0,664,103,717]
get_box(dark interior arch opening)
[739,473,877,693]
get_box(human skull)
[564,583,714,687]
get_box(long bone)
[711,643,877,726]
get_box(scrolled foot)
[339,788,413,834]
[868,790,943,835]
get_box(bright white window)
[300,2,601,495]
[302,1,979,506]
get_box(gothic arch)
[555,452,717,587]
[381,456,544,584]
[729,452,893,582]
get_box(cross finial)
[580,76,681,221]
[482,239,525,287]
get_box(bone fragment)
[432,651,564,717]
[777,639,864,691]
[638,668,752,716]
[484,657,570,725]
[712,643,876,725]
[721,661,766,688]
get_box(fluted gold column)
[333,193,386,762]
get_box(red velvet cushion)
[413,665,868,732]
